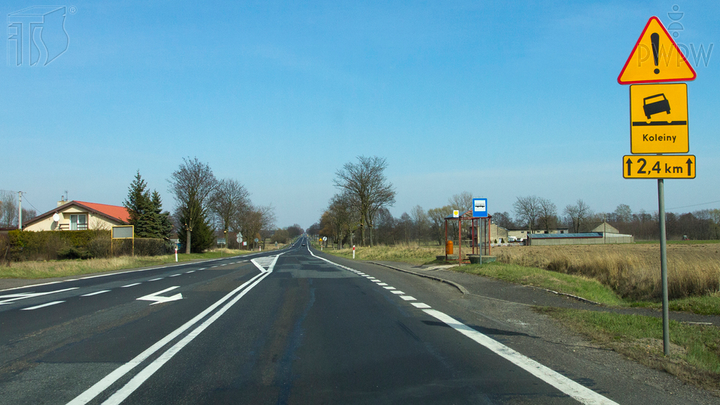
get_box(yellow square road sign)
[623,155,695,179]
[630,83,688,154]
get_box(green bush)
[7,230,110,261]
[5,231,172,261]
[135,238,173,256]
[57,246,93,260]
[88,237,111,258]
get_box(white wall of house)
[24,207,124,232]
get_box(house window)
[70,214,87,230]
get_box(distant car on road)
[301,243,306,246]
[643,93,670,119]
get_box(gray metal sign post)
[658,179,670,355]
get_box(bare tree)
[492,211,515,229]
[537,197,558,232]
[0,191,17,228]
[334,156,396,246]
[209,179,250,237]
[237,204,275,250]
[326,192,357,248]
[410,205,430,242]
[448,192,474,214]
[565,199,592,233]
[168,157,218,253]
[427,205,453,245]
[613,204,633,223]
[513,196,540,233]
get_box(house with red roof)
[23,200,130,232]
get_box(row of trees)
[124,158,275,253]
[312,188,720,246]
[270,224,304,244]
[509,196,592,234]
[508,196,720,240]
[167,157,276,253]
[0,190,36,229]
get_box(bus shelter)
[444,211,492,264]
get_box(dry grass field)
[494,244,720,300]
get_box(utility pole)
[18,191,22,230]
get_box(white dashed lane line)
[400,296,416,301]
[12,261,248,314]
[22,301,65,311]
[122,283,141,288]
[81,290,110,297]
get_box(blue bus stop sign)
[473,198,488,218]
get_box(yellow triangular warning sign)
[618,16,696,84]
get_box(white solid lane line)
[81,290,111,297]
[21,301,65,311]
[67,252,284,405]
[101,253,283,405]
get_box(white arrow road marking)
[0,287,79,305]
[136,286,183,306]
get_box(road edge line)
[423,309,619,405]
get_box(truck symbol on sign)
[643,93,670,119]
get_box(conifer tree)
[150,190,173,240]
[124,171,153,237]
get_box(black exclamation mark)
[651,32,660,74]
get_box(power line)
[668,200,720,211]
[21,194,40,213]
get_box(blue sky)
[2,1,719,229]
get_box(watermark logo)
[7,6,71,67]
[665,4,713,68]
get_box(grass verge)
[538,307,720,394]
[322,243,440,265]
[0,248,255,280]
[318,244,720,314]
[455,262,625,306]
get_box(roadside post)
[618,16,697,356]
[352,245,356,259]
[174,245,178,262]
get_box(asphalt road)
[0,238,712,404]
